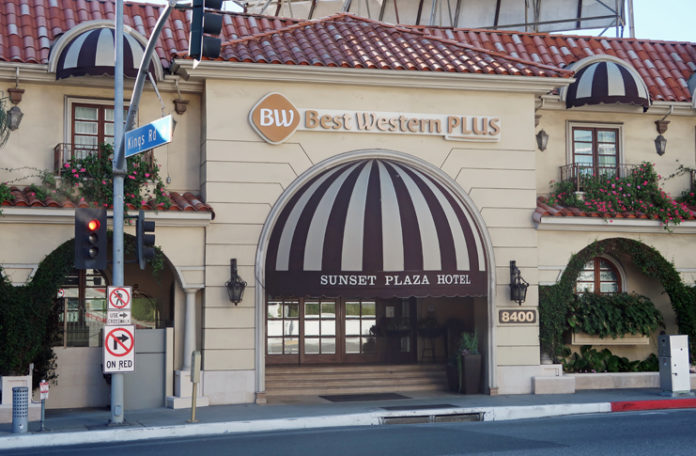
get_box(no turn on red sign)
[103,325,135,373]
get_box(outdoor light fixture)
[509,260,529,305]
[7,105,23,131]
[225,258,247,304]
[536,129,549,151]
[654,119,669,156]
[654,134,667,156]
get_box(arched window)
[576,257,621,294]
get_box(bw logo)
[249,93,300,144]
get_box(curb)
[0,403,613,451]
[610,397,696,412]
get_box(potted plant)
[456,331,481,394]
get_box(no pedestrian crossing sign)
[103,325,135,373]
[107,286,131,325]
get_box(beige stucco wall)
[199,75,547,396]
[535,104,695,197]
[0,78,201,194]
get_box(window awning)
[49,22,162,81]
[265,159,487,299]
[564,59,650,110]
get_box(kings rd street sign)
[103,325,135,373]
[124,115,172,158]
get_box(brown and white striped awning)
[49,22,162,81]
[265,159,487,298]
[564,58,650,110]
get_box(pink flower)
[64,163,70,168]
[80,168,86,173]
[145,173,150,178]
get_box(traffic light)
[136,210,156,270]
[75,208,107,270]
[189,0,224,60]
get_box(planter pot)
[574,191,585,201]
[446,364,459,392]
[461,354,482,394]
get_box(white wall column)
[182,287,198,371]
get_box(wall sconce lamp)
[225,259,247,305]
[510,260,529,305]
[6,67,24,131]
[536,129,549,151]
[654,119,670,156]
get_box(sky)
[130,0,696,43]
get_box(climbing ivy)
[567,292,663,339]
[0,240,73,386]
[539,238,696,364]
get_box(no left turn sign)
[103,325,135,373]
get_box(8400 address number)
[498,309,537,324]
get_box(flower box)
[572,331,649,346]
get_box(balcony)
[559,163,639,192]
[54,144,153,176]
[53,143,102,175]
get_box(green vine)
[0,96,12,148]
[564,346,659,373]
[539,238,696,365]
[567,293,663,339]
[51,144,171,210]
[548,162,690,228]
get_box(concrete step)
[265,364,449,397]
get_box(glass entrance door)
[266,297,378,364]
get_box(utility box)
[658,335,691,395]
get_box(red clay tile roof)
[2,185,214,216]
[1,1,694,100]
[421,27,696,103]
[533,196,696,223]
[219,13,570,77]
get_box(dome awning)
[564,58,650,110]
[265,159,487,299]
[48,21,162,81]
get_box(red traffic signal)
[75,208,107,270]
[87,219,100,232]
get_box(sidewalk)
[2,388,696,451]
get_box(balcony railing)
[559,163,638,192]
[691,170,696,192]
[54,143,101,175]
[54,143,154,176]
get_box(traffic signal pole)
[111,0,177,425]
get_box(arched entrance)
[32,235,179,409]
[255,151,496,396]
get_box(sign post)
[39,380,48,431]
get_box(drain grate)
[382,412,483,424]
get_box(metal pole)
[111,0,125,425]
[110,0,177,425]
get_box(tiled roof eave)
[0,206,213,226]
[534,213,696,233]
[175,59,572,92]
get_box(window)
[266,298,300,355]
[54,269,108,347]
[62,99,128,165]
[571,126,620,177]
[576,257,621,295]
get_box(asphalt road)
[6,409,696,455]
